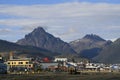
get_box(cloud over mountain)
[0,2,120,42]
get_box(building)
[40,62,58,69]
[54,58,67,62]
[7,59,33,69]
[9,51,14,60]
[0,63,7,74]
[0,55,7,74]
[6,52,33,70]
[0,55,4,63]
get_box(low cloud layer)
[0,2,120,42]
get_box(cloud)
[0,2,120,42]
[0,28,12,35]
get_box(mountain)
[93,38,120,64]
[70,34,112,59]
[0,39,59,58]
[17,27,76,55]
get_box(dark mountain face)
[70,34,112,59]
[80,48,102,59]
[0,39,59,58]
[93,38,120,64]
[17,27,76,55]
[0,39,20,52]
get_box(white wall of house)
[54,58,67,62]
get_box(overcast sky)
[0,0,120,42]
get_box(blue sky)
[0,0,120,5]
[0,0,120,42]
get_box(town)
[0,52,120,74]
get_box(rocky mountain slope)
[17,27,76,55]
[93,38,120,64]
[70,34,112,59]
[1,26,120,63]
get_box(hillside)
[17,27,76,55]
[93,38,120,64]
[70,34,112,59]
[0,39,59,58]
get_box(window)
[18,62,23,64]
[21,62,23,64]
[14,62,16,64]
[18,62,21,64]
[26,62,29,64]
[29,65,31,67]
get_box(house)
[54,58,67,62]
[7,59,33,69]
[40,62,58,70]
[6,52,33,72]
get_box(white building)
[66,62,77,67]
[54,58,67,62]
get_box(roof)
[7,59,30,61]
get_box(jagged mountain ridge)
[17,27,76,55]
[70,34,112,59]
[83,34,106,41]
[1,26,120,64]
[70,34,112,53]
